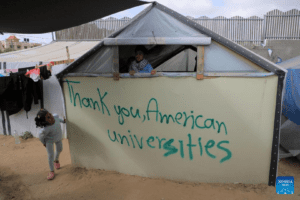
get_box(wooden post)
[196,46,205,80]
[66,46,71,64]
[112,46,119,81]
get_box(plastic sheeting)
[115,7,208,39]
[72,43,272,74]
[280,119,300,157]
[204,42,268,73]
[278,55,300,69]
[72,46,116,74]
[155,49,196,72]
[282,69,300,125]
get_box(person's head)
[135,46,147,62]
[35,109,55,128]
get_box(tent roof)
[0,0,148,33]
[104,6,211,45]
[0,41,100,62]
[278,55,300,69]
[56,2,287,79]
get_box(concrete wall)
[63,75,278,184]
[244,40,300,64]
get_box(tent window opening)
[119,45,197,74]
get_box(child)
[129,46,153,74]
[35,109,66,180]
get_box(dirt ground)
[1,135,300,200]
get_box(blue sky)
[0,0,299,45]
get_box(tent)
[56,2,287,186]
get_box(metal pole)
[5,111,11,136]
[1,110,6,135]
[40,80,44,109]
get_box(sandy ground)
[1,135,300,200]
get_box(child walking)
[35,109,66,180]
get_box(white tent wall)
[0,100,41,137]
[63,75,278,184]
[43,64,69,138]
[2,62,43,69]
[0,63,68,139]
[204,42,268,73]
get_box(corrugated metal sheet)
[0,41,101,62]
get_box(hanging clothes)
[0,67,43,117]
[19,66,43,114]
[40,65,51,80]
[25,68,41,82]
[0,76,23,116]
[19,66,35,74]
[20,74,42,116]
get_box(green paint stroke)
[217,141,232,163]
[147,136,155,149]
[163,139,178,157]
[205,140,216,159]
[187,133,197,160]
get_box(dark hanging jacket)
[0,75,23,116]
[40,65,51,80]
[20,74,42,115]
[1,67,43,117]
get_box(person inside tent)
[129,46,153,74]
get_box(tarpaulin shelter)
[56,2,287,186]
[0,0,148,33]
[279,55,300,125]
[277,55,300,159]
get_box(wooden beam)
[66,46,71,64]
[196,46,205,80]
